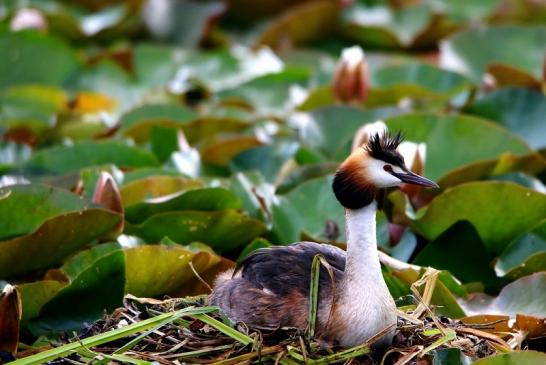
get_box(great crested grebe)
[210,130,439,347]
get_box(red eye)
[383,165,393,172]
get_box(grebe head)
[333,130,439,209]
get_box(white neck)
[343,202,382,283]
[333,201,397,347]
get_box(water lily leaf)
[256,0,341,51]
[488,63,542,89]
[125,187,242,224]
[271,175,345,244]
[119,104,198,143]
[300,106,400,161]
[17,280,66,327]
[276,162,338,194]
[495,220,546,280]
[230,141,300,182]
[134,209,266,253]
[28,243,125,335]
[218,68,310,115]
[465,87,546,150]
[24,141,159,174]
[432,348,472,365]
[437,152,545,188]
[120,176,203,207]
[412,182,546,254]
[201,136,263,166]
[384,113,533,181]
[0,208,122,278]
[230,171,277,222]
[124,244,221,298]
[413,221,499,290]
[0,31,81,90]
[341,3,457,49]
[472,351,546,365]
[0,184,89,240]
[440,25,546,82]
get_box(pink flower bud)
[10,8,47,32]
[333,46,369,104]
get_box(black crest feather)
[365,131,405,166]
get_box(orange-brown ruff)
[210,131,438,348]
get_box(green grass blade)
[307,254,322,339]
[191,313,254,345]
[11,306,215,365]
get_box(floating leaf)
[471,351,546,365]
[201,136,263,166]
[0,184,88,240]
[0,31,80,90]
[271,175,344,244]
[413,221,499,290]
[125,187,242,224]
[17,280,66,327]
[412,182,546,254]
[124,244,221,297]
[300,106,399,161]
[24,141,159,174]
[495,220,546,279]
[134,209,266,253]
[120,176,202,207]
[28,243,125,335]
[440,25,546,82]
[465,87,546,150]
[384,113,533,181]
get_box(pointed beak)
[393,170,439,188]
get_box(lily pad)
[125,187,242,224]
[133,209,266,253]
[412,182,546,255]
[119,176,202,207]
[0,208,122,278]
[0,31,81,90]
[384,113,533,181]
[24,141,159,174]
[124,243,221,297]
[472,351,546,365]
[465,87,546,150]
[271,175,345,244]
[28,243,125,335]
[440,25,546,82]
[0,184,89,240]
[300,106,399,161]
[495,220,546,280]
[413,221,499,290]
[17,280,66,327]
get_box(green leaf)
[18,280,66,327]
[413,221,499,290]
[0,31,80,90]
[495,220,546,279]
[412,182,546,254]
[300,106,399,161]
[0,184,88,240]
[465,87,546,150]
[28,243,125,335]
[0,209,122,278]
[119,104,198,143]
[134,209,266,253]
[120,176,203,207]
[124,244,220,297]
[440,25,546,82]
[384,113,533,181]
[24,141,159,174]
[125,187,242,224]
[230,141,299,182]
[471,351,546,365]
[272,175,344,243]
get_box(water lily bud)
[351,120,387,151]
[333,46,368,104]
[10,8,47,32]
[397,141,426,175]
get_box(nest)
[37,294,505,365]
